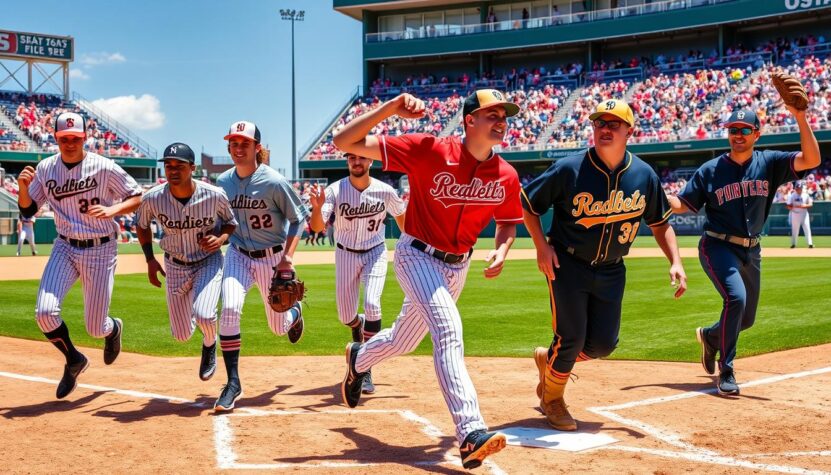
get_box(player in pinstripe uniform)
[522,101,686,431]
[16,112,143,399]
[135,143,238,381]
[16,212,37,256]
[307,152,406,394]
[214,121,309,411]
[335,90,523,469]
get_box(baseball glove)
[771,70,809,111]
[268,269,305,313]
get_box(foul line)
[587,366,831,475]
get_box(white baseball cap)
[224,121,261,142]
[55,112,86,138]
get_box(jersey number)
[249,214,273,230]
[367,218,383,232]
[78,197,100,213]
[618,222,640,244]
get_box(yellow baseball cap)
[589,100,635,127]
[463,89,520,117]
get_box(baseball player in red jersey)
[334,90,523,469]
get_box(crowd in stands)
[0,91,145,157]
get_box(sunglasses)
[728,127,756,136]
[592,119,625,130]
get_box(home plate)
[500,427,618,452]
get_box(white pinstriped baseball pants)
[35,238,116,338]
[335,244,387,325]
[219,244,297,337]
[164,252,222,346]
[355,234,486,443]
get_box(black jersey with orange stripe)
[521,147,671,265]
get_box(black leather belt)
[410,238,472,264]
[235,244,283,258]
[337,242,383,254]
[705,231,761,248]
[164,252,210,267]
[59,234,112,249]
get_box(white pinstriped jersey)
[26,152,143,239]
[136,181,238,262]
[321,177,406,250]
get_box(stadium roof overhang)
[334,0,482,20]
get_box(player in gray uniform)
[16,112,143,399]
[136,143,238,381]
[16,212,37,256]
[308,153,406,394]
[214,121,309,411]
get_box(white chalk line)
[0,370,505,474]
[587,365,831,474]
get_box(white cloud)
[69,68,90,80]
[90,94,165,130]
[80,52,126,67]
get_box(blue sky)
[4,0,362,176]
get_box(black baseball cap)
[462,89,520,118]
[724,109,760,129]
[159,142,195,163]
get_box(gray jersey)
[26,152,143,239]
[136,181,238,262]
[322,177,406,250]
[217,164,308,250]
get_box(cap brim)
[589,111,633,126]
[724,121,756,128]
[55,131,85,138]
[158,157,193,163]
[223,133,257,141]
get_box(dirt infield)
[1,336,829,473]
[0,246,827,281]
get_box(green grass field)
[1,235,828,257]
[1,258,829,362]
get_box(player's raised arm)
[308,183,327,234]
[333,93,426,160]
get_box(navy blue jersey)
[522,148,671,264]
[677,150,805,237]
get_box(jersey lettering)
[714,180,769,206]
[46,177,99,201]
[571,190,646,229]
[229,195,268,209]
[157,213,217,229]
[430,172,506,208]
[338,201,386,221]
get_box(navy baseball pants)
[546,247,626,376]
[697,235,761,371]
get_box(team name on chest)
[230,195,267,209]
[46,177,98,201]
[572,190,646,229]
[430,172,505,207]
[339,201,385,221]
[158,213,215,229]
[714,180,769,206]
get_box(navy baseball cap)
[159,142,195,163]
[724,109,760,129]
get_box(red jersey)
[380,134,523,254]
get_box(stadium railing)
[365,0,738,43]
[782,42,831,62]
[583,67,643,84]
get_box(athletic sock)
[363,319,381,341]
[43,322,85,364]
[219,334,241,381]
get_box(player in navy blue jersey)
[668,106,820,396]
[523,100,687,431]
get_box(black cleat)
[287,303,304,344]
[56,354,89,399]
[696,327,716,375]
[199,343,217,381]
[103,318,123,365]
[361,369,376,394]
[717,369,740,396]
[351,314,365,343]
[214,379,243,412]
[459,430,507,470]
[341,343,367,408]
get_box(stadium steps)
[536,87,582,145]
[0,112,39,151]
[624,80,642,103]
[300,86,361,161]
[439,108,463,137]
